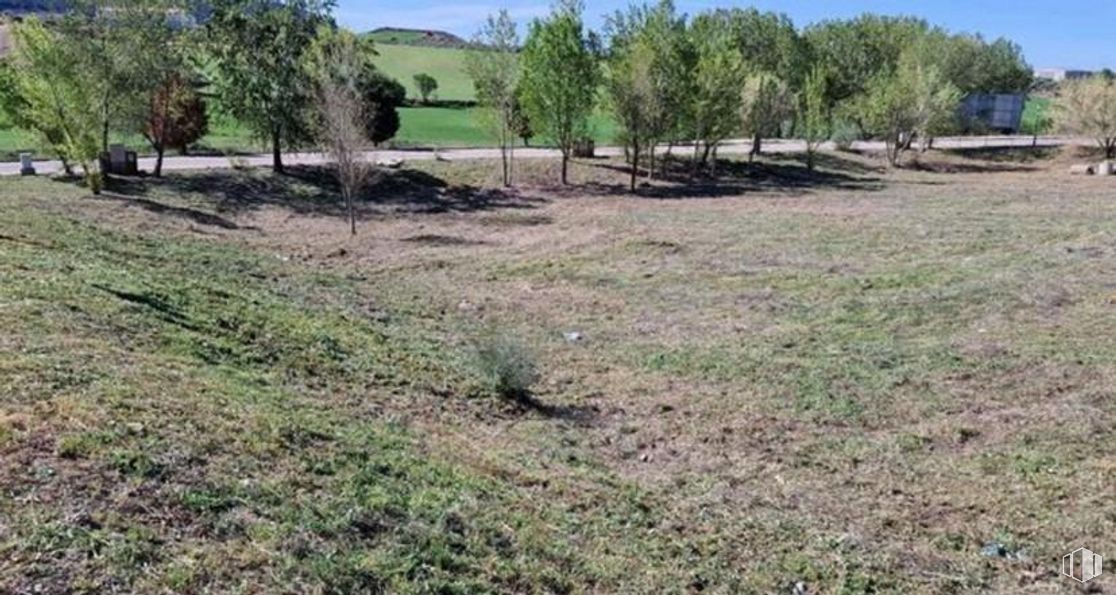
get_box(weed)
[473,332,539,401]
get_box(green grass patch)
[372,44,476,102]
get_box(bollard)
[19,153,36,176]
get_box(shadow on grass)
[942,145,1061,164]
[510,393,600,425]
[903,155,1040,174]
[95,191,253,230]
[102,165,548,221]
[578,154,884,199]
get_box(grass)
[397,106,619,147]
[1021,96,1052,134]
[2,148,1114,592]
[372,44,477,102]
[0,107,620,156]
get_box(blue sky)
[336,0,1116,70]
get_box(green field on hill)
[372,44,476,102]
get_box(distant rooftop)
[1034,68,1094,81]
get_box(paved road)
[0,135,1081,177]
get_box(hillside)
[366,27,468,48]
[371,43,475,102]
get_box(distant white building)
[1034,68,1094,82]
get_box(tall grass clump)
[474,332,538,401]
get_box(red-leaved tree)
[145,75,208,176]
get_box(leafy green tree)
[206,0,332,174]
[706,7,807,90]
[857,53,961,166]
[740,73,791,160]
[1055,77,1116,158]
[413,73,438,104]
[804,15,930,115]
[606,38,658,191]
[359,71,404,146]
[686,13,745,171]
[465,10,519,186]
[520,0,599,185]
[511,90,533,146]
[605,0,690,178]
[6,18,104,192]
[800,65,832,170]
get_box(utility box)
[573,138,595,158]
[19,152,35,176]
[960,94,1025,134]
[102,144,138,175]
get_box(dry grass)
[1,147,1114,593]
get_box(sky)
[335,0,1116,70]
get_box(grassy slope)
[0,176,672,593]
[2,151,1115,593]
[366,29,432,45]
[372,44,476,102]
[397,106,619,147]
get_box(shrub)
[830,119,860,152]
[146,74,208,155]
[474,333,538,401]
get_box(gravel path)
[0,135,1077,177]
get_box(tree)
[413,73,438,104]
[857,53,961,166]
[6,17,103,192]
[358,69,404,146]
[804,15,930,106]
[315,38,373,236]
[465,10,519,186]
[800,65,831,170]
[206,0,331,174]
[686,14,745,171]
[607,38,657,191]
[740,73,791,160]
[708,7,807,91]
[605,0,690,179]
[520,0,599,185]
[1055,77,1116,158]
[511,91,533,146]
[145,74,209,176]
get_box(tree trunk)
[561,152,569,185]
[508,133,515,187]
[347,189,356,236]
[271,127,284,174]
[647,142,655,181]
[750,134,762,162]
[630,139,639,193]
[101,110,110,155]
[154,145,165,178]
[501,143,509,187]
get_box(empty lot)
[1,149,1113,593]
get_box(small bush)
[831,119,861,152]
[474,333,538,401]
